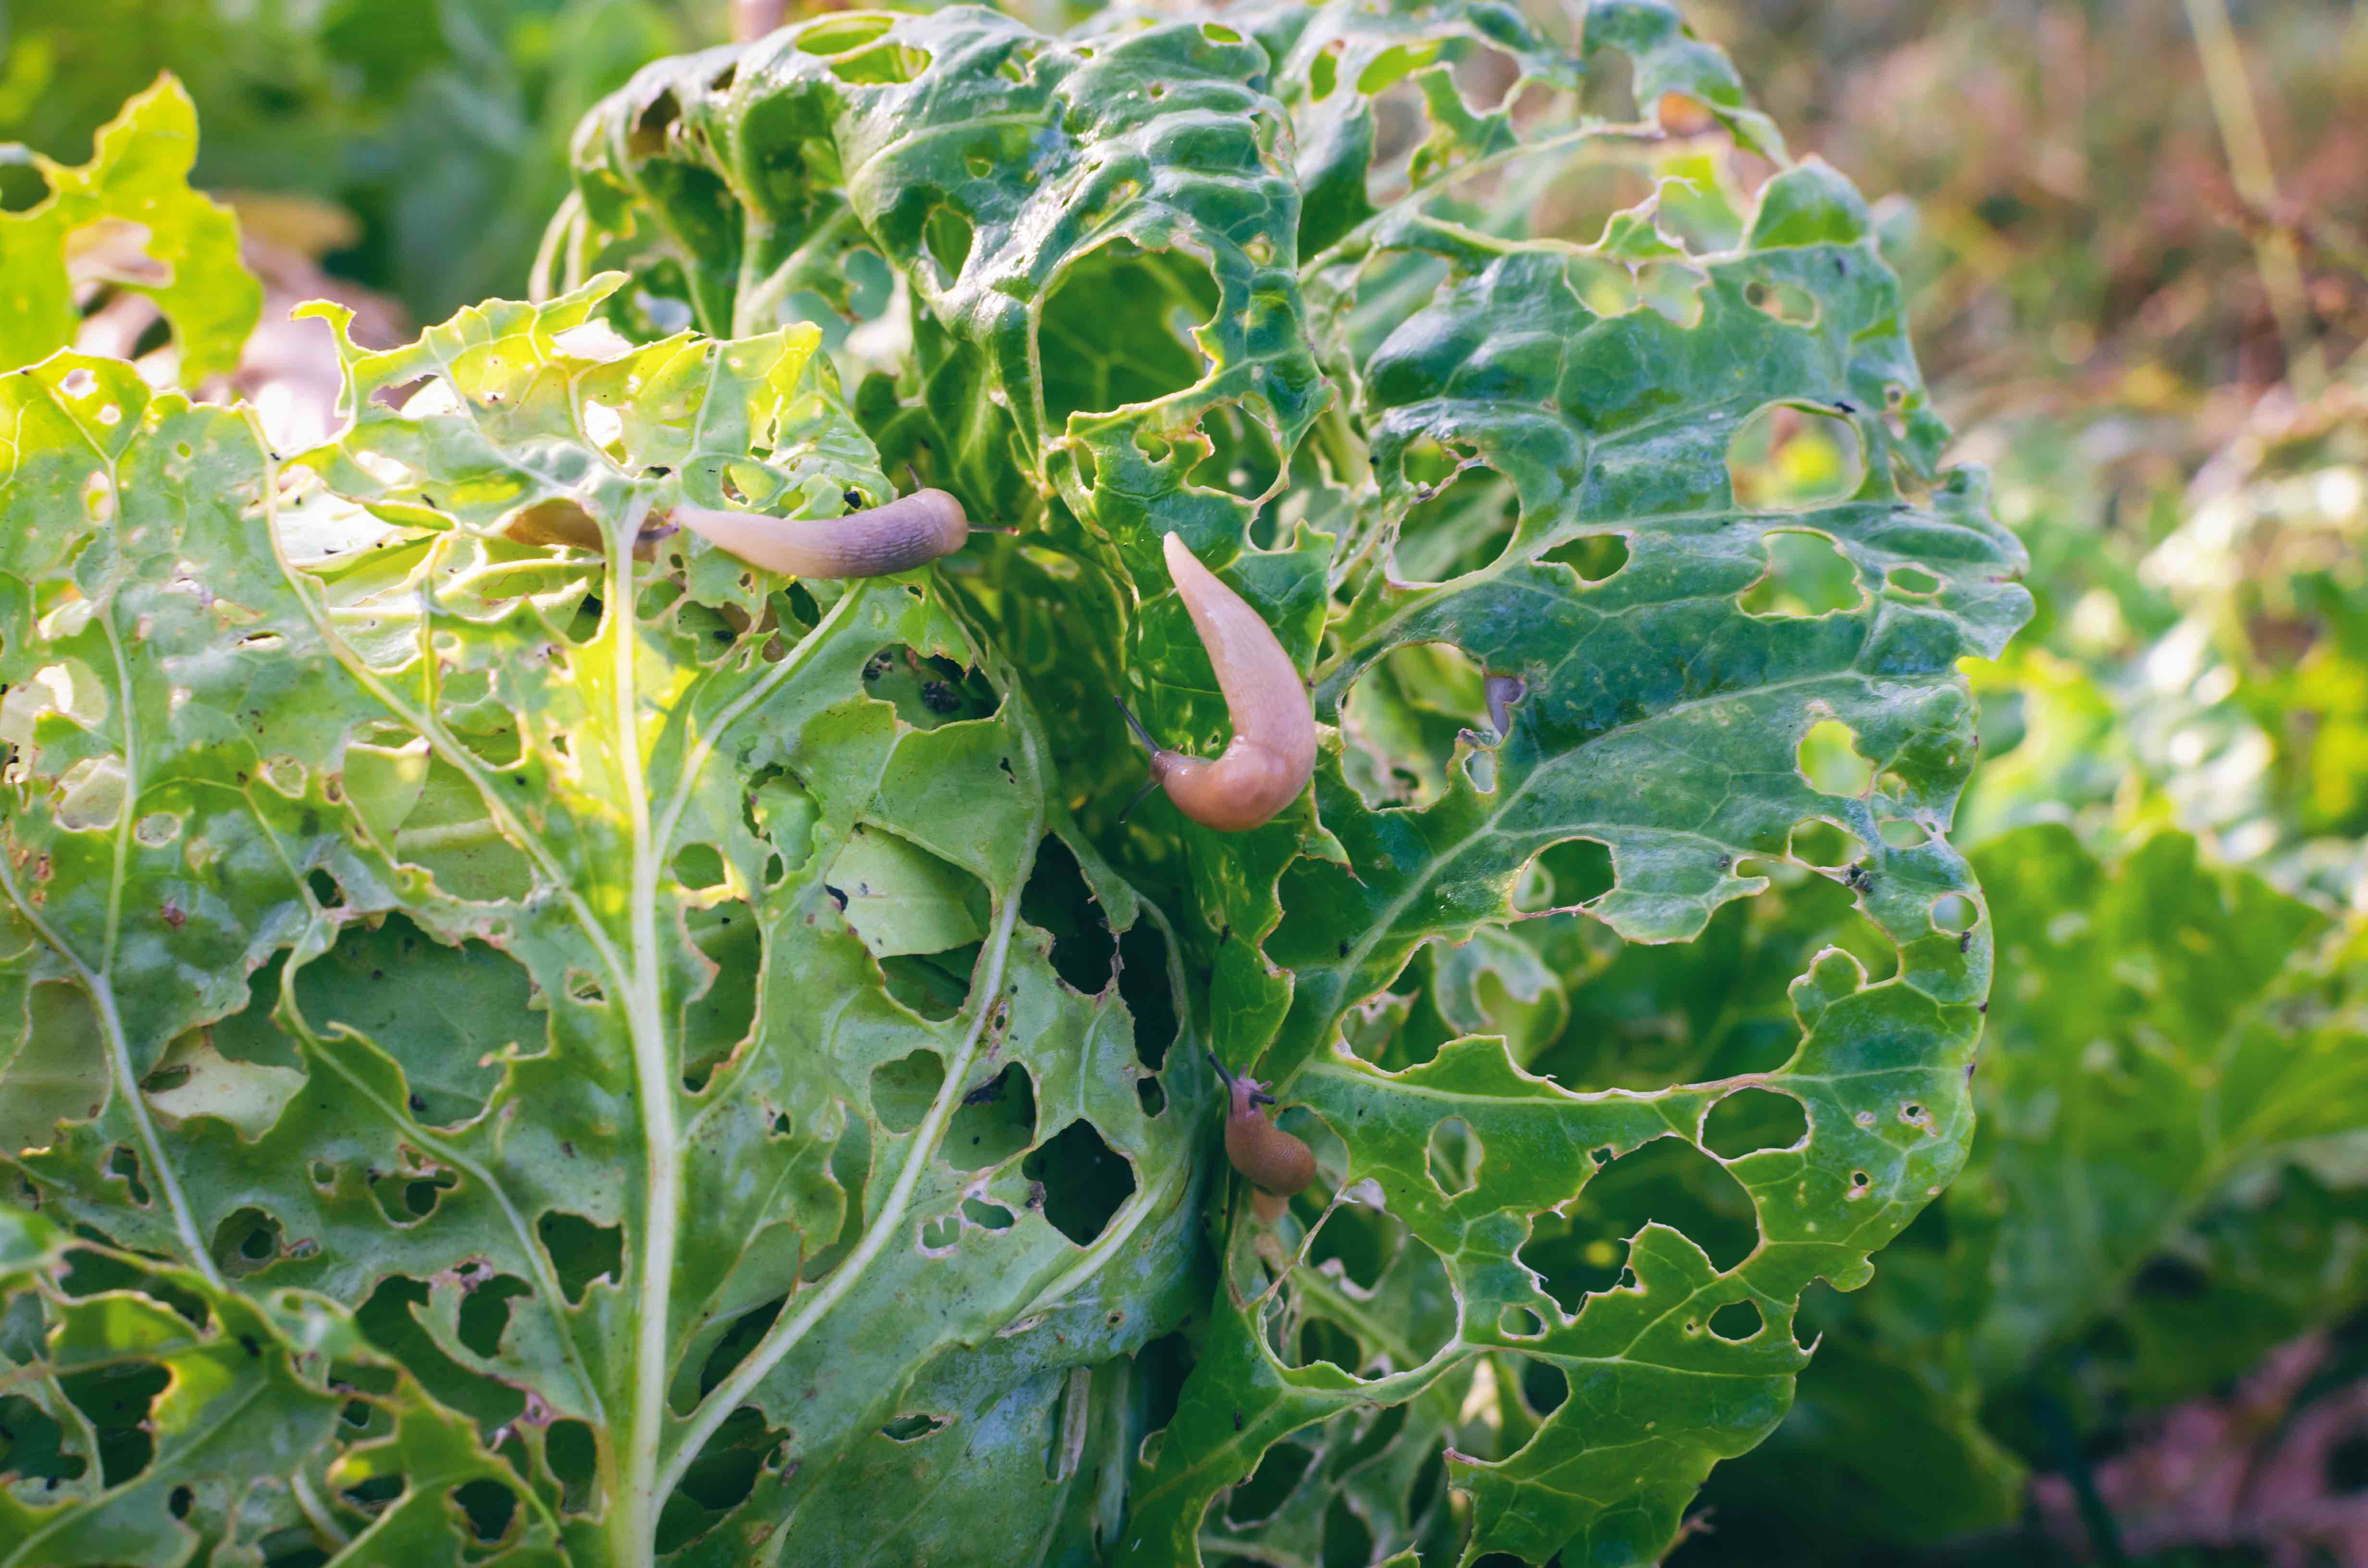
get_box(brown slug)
[1115,533,1317,832]
[672,487,969,578]
[1209,1050,1314,1216]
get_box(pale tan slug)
[671,488,969,579]
[1115,533,1317,832]
[1209,1051,1315,1218]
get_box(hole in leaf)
[671,843,728,890]
[1135,1076,1166,1117]
[371,1166,456,1226]
[210,1207,283,1277]
[876,948,979,1021]
[1339,641,1490,811]
[1519,1358,1567,1417]
[881,1413,948,1442]
[0,1398,90,1487]
[547,1419,599,1514]
[1514,836,1614,911]
[1499,1304,1545,1339]
[1039,240,1218,428]
[1729,404,1864,510]
[795,13,892,53]
[859,645,996,728]
[1787,818,1863,868]
[1701,1088,1809,1158]
[831,824,990,967]
[1425,1117,1480,1197]
[1392,454,1517,583]
[108,1144,151,1205]
[628,90,680,159]
[1744,277,1818,325]
[1879,818,1929,848]
[962,1196,1015,1230]
[1931,894,1978,933]
[356,1275,523,1430]
[660,1406,785,1551]
[1797,718,1875,796]
[1022,1120,1134,1246]
[454,1478,517,1544]
[1116,920,1177,1070]
[1183,403,1283,501]
[923,205,974,284]
[826,40,931,85]
[1293,42,1343,106]
[59,1360,168,1486]
[948,1063,1036,1170]
[538,1211,623,1305]
[1519,1136,1759,1313]
[1887,564,1941,595]
[682,898,759,1091]
[1740,529,1861,617]
[871,1050,947,1134]
[1707,1299,1764,1341]
[1452,44,1520,114]
[1227,1439,1314,1525]
[1021,835,1117,993]
[296,913,526,1127]
[456,1274,532,1359]
[1539,530,1629,583]
[1295,1316,1362,1373]
[1307,1205,1386,1290]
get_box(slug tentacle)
[1208,1050,1315,1207]
[1123,533,1318,832]
[671,487,969,578]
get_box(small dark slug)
[1115,534,1317,833]
[672,488,969,579]
[1207,1051,1314,1215]
[1484,673,1527,740]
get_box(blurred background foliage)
[7,0,2368,1561]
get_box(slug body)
[672,488,969,579]
[1210,1052,1316,1207]
[1123,533,1317,832]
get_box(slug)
[732,0,786,41]
[672,488,969,579]
[1115,533,1318,832]
[1484,673,1527,740]
[1209,1051,1315,1217]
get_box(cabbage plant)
[0,3,2027,1564]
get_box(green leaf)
[1957,824,2345,1384]
[0,279,1210,1564]
[0,75,259,381]
[7,2,2027,1556]
[555,0,2025,1556]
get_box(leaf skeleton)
[1114,532,1318,833]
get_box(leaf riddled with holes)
[3,2,2026,1563]
[0,74,260,382]
[0,279,1206,1565]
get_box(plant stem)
[609,504,683,1568]
[2183,0,2325,398]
